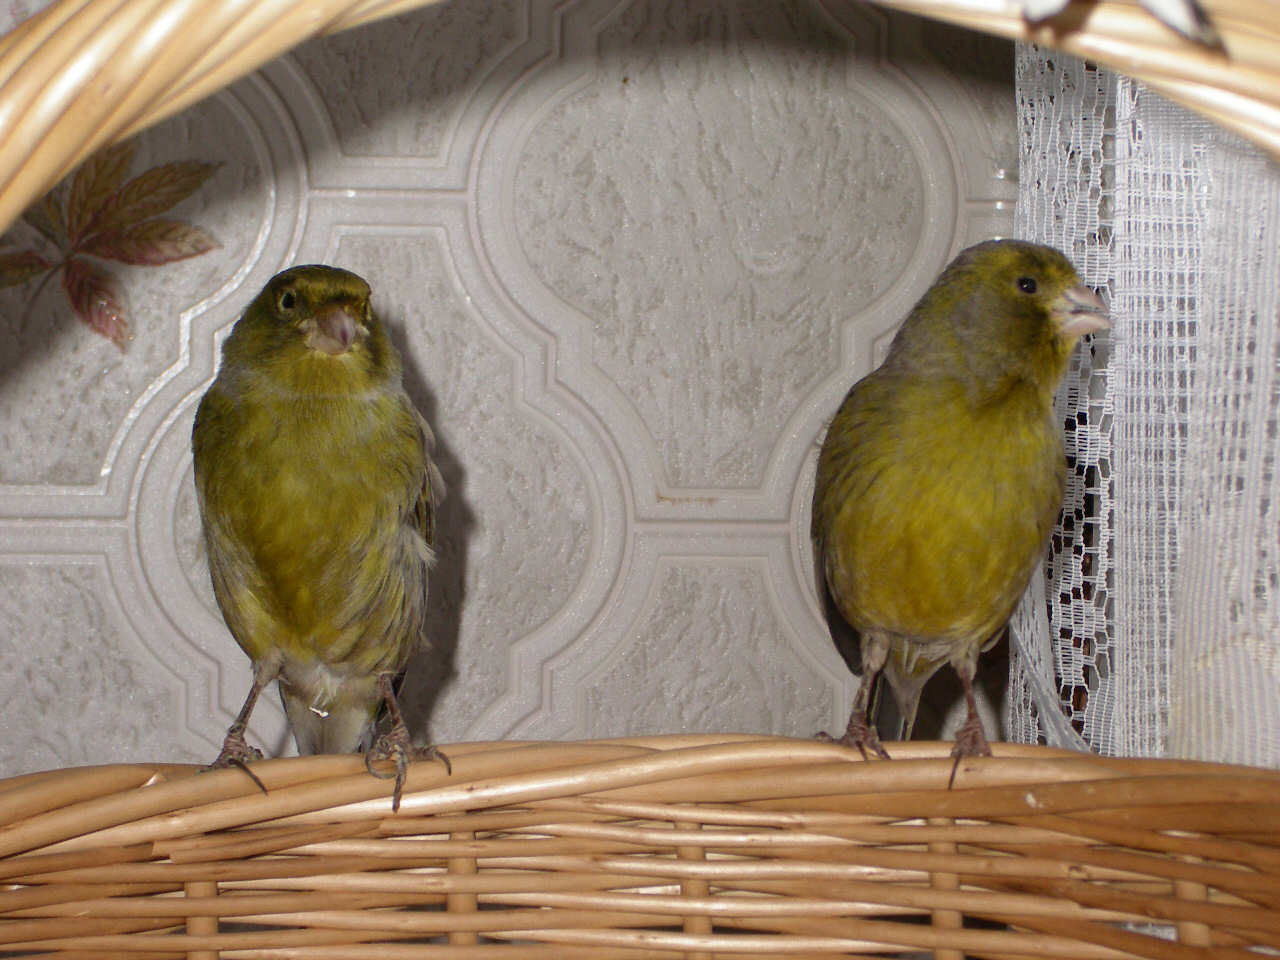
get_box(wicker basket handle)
[0,0,444,233]
[0,0,1273,235]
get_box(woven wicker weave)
[0,735,1276,957]
[0,3,1277,956]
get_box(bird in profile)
[811,239,1108,772]
[192,264,448,810]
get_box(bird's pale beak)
[306,304,366,355]
[1054,283,1110,338]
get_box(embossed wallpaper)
[0,0,1015,774]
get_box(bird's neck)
[964,337,1075,410]
[251,349,393,400]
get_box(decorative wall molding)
[0,0,1014,772]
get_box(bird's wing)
[1021,0,1219,47]
[412,408,445,549]
[811,387,897,739]
[1138,0,1220,46]
[813,536,861,676]
[812,536,902,741]
[192,384,279,657]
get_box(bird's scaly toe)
[412,743,452,776]
[366,725,452,811]
[950,718,994,760]
[204,725,268,794]
[947,715,993,788]
[207,724,265,769]
[817,716,891,761]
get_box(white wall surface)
[0,0,1015,773]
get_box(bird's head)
[222,265,398,395]
[889,239,1110,398]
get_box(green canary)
[812,240,1108,766]
[192,264,448,808]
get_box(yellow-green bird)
[812,240,1108,766]
[192,264,448,808]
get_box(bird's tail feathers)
[879,658,931,744]
[870,674,910,742]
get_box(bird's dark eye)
[278,289,297,312]
[1016,276,1037,294]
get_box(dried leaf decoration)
[62,258,128,347]
[0,140,220,349]
[0,250,52,288]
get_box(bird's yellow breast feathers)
[192,265,440,705]
[816,375,1064,646]
[813,239,1108,652]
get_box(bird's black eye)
[1017,276,1037,294]
[278,289,296,312]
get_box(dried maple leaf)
[81,220,218,266]
[0,250,52,288]
[68,141,135,242]
[0,138,221,350]
[22,195,67,249]
[62,257,128,349]
[87,161,219,237]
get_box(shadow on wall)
[383,316,477,748]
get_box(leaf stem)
[19,266,61,328]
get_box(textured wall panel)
[0,0,1014,773]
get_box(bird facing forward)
[811,240,1108,768]
[192,264,447,809]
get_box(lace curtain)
[1011,45,1280,768]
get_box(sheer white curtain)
[1012,45,1280,768]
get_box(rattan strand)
[0,735,1275,957]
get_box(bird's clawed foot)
[947,712,993,788]
[365,672,451,811]
[205,723,268,794]
[205,661,277,794]
[210,722,264,766]
[817,712,891,761]
[366,723,452,812]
